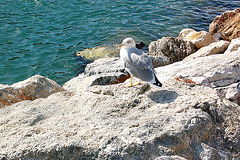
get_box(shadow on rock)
[148,90,178,104]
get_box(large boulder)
[0,75,63,108]
[209,8,240,41]
[183,40,230,61]
[0,77,239,159]
[179,29,215,49]
[148,37,195,67]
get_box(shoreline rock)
[0,75,63,108]
[76,44,120,61]
[148,37,195,67]
[183,40,230,61]
[209,8,240,41]
[179,29,215,49]
[1,76,239,159]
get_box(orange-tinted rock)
[0,75,63,107]
[209,8,240,41]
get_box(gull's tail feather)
[152,74,162,88]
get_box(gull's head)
[118,38,136,49]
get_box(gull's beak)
[118,44,124,48]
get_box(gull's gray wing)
[125,47,157,82]
[127,47,152,69]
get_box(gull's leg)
[133,79,141,86]
[124,76,133,87]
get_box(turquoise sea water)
[0,0,239,85]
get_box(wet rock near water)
[76,44,120,61]
[75,42,148,63]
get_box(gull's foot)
[133,81,141,86]
[124,83,133,88]
[124,81,141,88]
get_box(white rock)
[224,37,240,54]
[184,40,230,61]
[216,82,240,105]
[178,28,196,40]
[156,52,240,87]
[63,58,129,91]
[155,155,187,160]
[179,29,216,49]
[2,78,238,159]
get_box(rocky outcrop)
[183,40,230,61]
[209,8,240,41]
[148,37,195,67]
[1,75,239,159]
[179,29,215,49]
[0,75,63,108]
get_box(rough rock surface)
[148,37,195,67]
[209,8,240,41]
[1,76,239,159]
[0,75,63,108]
[183,40,230,61]
[156,51,240,88]
[179,29,216,49]
[155,155,187,160]
[216,82,240,105]
[224,37,240,54]
[63,58,129,91]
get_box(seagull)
[118,37,162,87]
